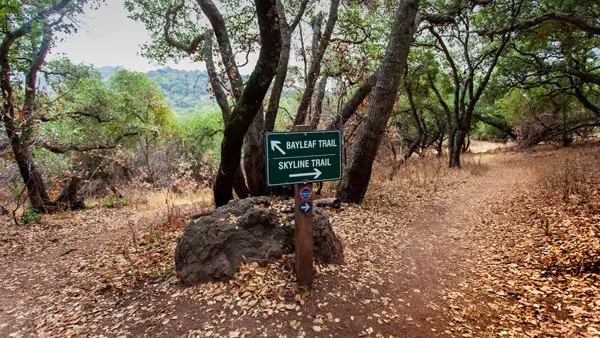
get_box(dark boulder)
[310,208,344,265]
[55,176,85,210]
[175,197,343,285]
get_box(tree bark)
[213,0,282,207]
[336,0,419,203]
[247,0,309,196]
[264,0,293,133]
[262,0,308,129]
[55,176,85,210]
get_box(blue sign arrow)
[299,201,313,214]
[300,187,312,200]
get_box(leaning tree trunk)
[336,0,419,203]
[1,72,49,212]
[264,0,309,132]
[1,22,53,212]
[213,0,282,207]
[200,0,267,198]
[312,73,337,128]
[10,142,49,211]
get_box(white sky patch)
[50,1,205,73]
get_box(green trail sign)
[265,130,342,186]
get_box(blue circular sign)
[300,187,312,200]
[299,201,313,214]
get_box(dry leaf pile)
[453,146,600,337]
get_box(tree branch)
[38,132,139,154]
[164,2,207,54]
[289,0,310,32]
[204,31,232,123]
[294,0,341,125]
[479,12,600,37]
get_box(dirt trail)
[0,153,538,337]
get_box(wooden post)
[293,125,313,285]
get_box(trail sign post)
[265,127,342,286]
[265,130,342,186]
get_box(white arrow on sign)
[270,140,286,155]
[300,203,311,213]
[289,168,322,179]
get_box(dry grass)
[526,145,600,203]
[366,152,493,206]
[122,186,213,210]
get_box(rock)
[79,180,110,197]
[310,207,344,264]
[175,197,343,285]
[314,198,342,209]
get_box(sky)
[50,1,203,73]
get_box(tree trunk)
[311,73,331,128]
[243,109,267,195]
[213,0,282,207]
[264,0,292,133]
[448,128,465,168]
[336,0,419,203]
[203,33,249,198]
[243,0,310,197]
[12,143,49,211]
[294,0,340,125]
[391,75,426,174]
[1,22,53,212]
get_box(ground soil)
[0,146,596,337]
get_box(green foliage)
[124,0,206,64]
[99,66,218,116]
[41,63,176,150]
[177,108,224,163]
[103,195,129,209]
[474,122,508,141]
[21,209,41,224]
[330,1,392,71]
[109,69,177,135]
[146,68,213,114]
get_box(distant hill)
[98,66,215,115]
[147,67,212,113]
[97,65,122,80]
